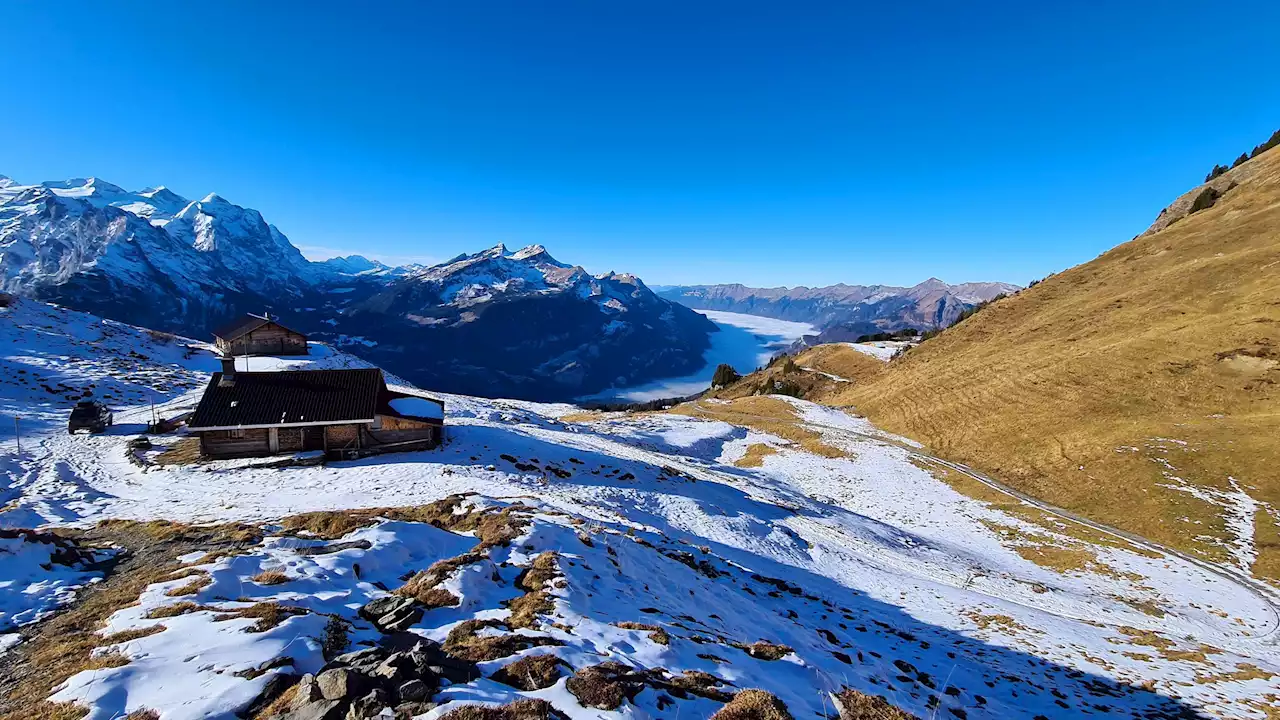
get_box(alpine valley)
[0,175,715,401]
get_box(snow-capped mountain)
[658,278,1019,341]
[340,244,716,400]
[0,174,715,401]
[318,255,417,277]
[0,176,339,330]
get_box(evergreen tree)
[711,363,741,388]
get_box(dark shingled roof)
[212,314,274,341]
[189,368,384,429]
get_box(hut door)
[303,427,325,451]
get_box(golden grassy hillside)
[829,146,1280,582]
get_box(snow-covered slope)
[1,299,1277,719]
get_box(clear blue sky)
[4,1,1278,287]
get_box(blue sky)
[3,1,1278,287]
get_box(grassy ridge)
[832,147,1280,581]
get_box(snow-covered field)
[583,311,813,402]
[2,298,1279,719]
[845,340,914,362]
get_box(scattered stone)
[317,668,368,702]
[294,673,323,705]
[398,678,430,702]
[282,699,346,720]
[359,596,423,632]
[345,688,390,719]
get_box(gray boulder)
[345,688,390,719]
[280,699,345,720]
[397,678,430,703]
[359,596,423,632]
[317,667,369,702]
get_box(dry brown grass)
[795,344,892,386]
[123,711,160,720]
[250,570,290,586]
[0,522,264,720]
[730,640,794,661]
[164,573,211,597]
[212,602,305,633]
[249,684,298,720]
[0,702,90,720]
[565,662,643,710]
[153,437,202,465]
[396,550,487,602]
[437,699,566,720]
[925,459,1162,576]
[417,587,462,609]
[710,689,794,720]
[281,494,531,548]
[507,551,560,629]
[444,619,561,662]
[1114,626,1222,664]
[734,443,778,468]
[826,147,1280,581]
[94,518,261,545]
[98,625,166,645]
[145,602,208,619]
[1194,663,1275,684]
[673,397,845,459]
[490,655,566,691]
[831,688,918,719]
[614,621,671,645]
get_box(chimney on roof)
[219,357,236,387]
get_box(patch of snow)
[388,395,444,421]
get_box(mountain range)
[657,279,1018,342]
[0,175,713,400]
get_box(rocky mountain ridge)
[658,278,1018,342]
[0,175,713,401]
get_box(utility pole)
[150,390,157,430]
[13,416,19,455]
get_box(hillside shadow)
[327,423,1213,717]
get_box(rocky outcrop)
[262,636,474,720]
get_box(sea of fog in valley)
[582,310,814,402]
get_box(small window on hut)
[229,429,246,439]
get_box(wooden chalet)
[213,314,308,357]
[187,361,444,459]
